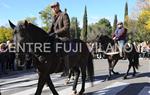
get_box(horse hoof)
[132,73,136,77]
[123,76,127,79]
[71,90,77,95]
[114,72,120,75]
[64,80,70,85]
[77,92,84,95]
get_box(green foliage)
[81,6,88,41]
[96,18,112,36]
[87,18,112,41]
[127,0,150,42]
[112,15,117,33]
[70,17,80,39]
[136,10,150,42]
[39,5,53,31]
[124,2,128,28]
[0,26,13,43]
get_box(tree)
[96,18,112,36]
[136,0,150,10]
[127,19,138,42]
[74,18,80,39]
[126,0,150,42]
[39,5,53,31]
[124,2,128,28]
[81,6,88,41]
[137,10,150,41]
[112,15,118,33]
[87,18,112,41]
[70,17,80,39]
[0,26,13,43]
[133,0,150,42]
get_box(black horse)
[97,35,139,80]
[9,20,94,95]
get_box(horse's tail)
[87,52,94,85]
[134,52,140,69]
[132,43,140,69]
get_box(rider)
[113,22,127,59]
[48,2,70,41]
[48,2,70,76]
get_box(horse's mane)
[23,23,50,42]
[28,23,48,37]
[97,35,115,51]
[98,35,114,45]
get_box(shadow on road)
[86,82,150,95]
[94,72,150,82]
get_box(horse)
[97,35,139,80]
[65,67,75,85]
[9,20,94,95]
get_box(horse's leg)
[78,66,86,95]
[132,65,136,77]
[112,59,120,75]
[46,75,59,95]
[107,58,112,80]
[72,69,75,80]
[72,67,80,94]
[65,68,73,85]
[35,73,46,95]
[124,64,132,79]
[61,55,69,77]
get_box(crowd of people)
[87,41,150,59]
[137,41,150,59]
[0,40,33,75]
[0,41,15,75]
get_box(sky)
[0,0,137,27]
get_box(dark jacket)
[114,27,127,41]
[48,11,70,39]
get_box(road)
[0,59,150,95]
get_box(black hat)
[51,2,59,8]
[117,22,123,25]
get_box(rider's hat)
[117,22,123,25]
[51,2,60,8]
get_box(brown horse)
[9,20,94,95]
[97,35,139,80]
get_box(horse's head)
[97,35,115,51]
[98,35,114,44]
[9,20,31,67]
[9,20,49,43]
[9,20,32,44]
[9,20,50,67]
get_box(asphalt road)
[0,59,149,95]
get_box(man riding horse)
[48,2,70,76]
[9,2,94,94]
[112,22,127,59]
